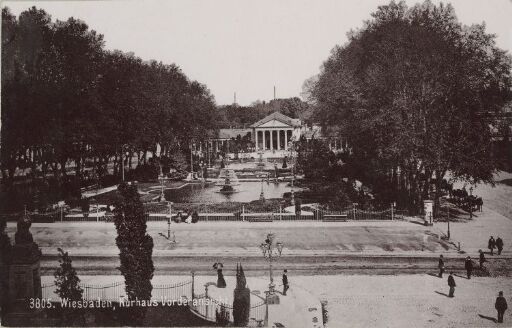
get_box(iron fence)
[41,279,192,303]
[7,201,399,223]
[189,293,267,327]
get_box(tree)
[113,183,154,325]
[1,6,219,212]
[0,219,12,310]
[311,1,512,216]
[54,248,84,325]
[296,137,335,179]
[233,263,250,326]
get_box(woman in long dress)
[213,262,226,288]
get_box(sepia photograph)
[0,0,511,327]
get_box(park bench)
[247,216,273,223]
[322,214,348,222]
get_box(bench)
[322,214,348,222]
[247,217,273,222]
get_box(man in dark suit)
[282,269,289,296]
[496,291,508,323]
[496,237,504,255]
[464,256,473,279]
[489,236,496,256]
[479,249,486,269]
[448,272,456,297]
[438,255,445,278]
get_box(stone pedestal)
[8,250,42,312]
[4,214,43,325]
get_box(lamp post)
[447,207,451,239]
[288,141,295,205]
[190,143,194,175]
[469,186,473,219]
[159,201,176,243]
[260,178,265,201]
[260,233,284,304]
[158,172,165,202]
[121,145,129,182]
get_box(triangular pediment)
[250,112,301,128]
[257,119,292,128]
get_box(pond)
[161,181,296,203]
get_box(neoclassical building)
[194,112,349,159]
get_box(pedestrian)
[213,262,226,288]
[447,272,456,297]
[282,269,289,296]
[496,237,504,255]
[489,236,496,256]
[495,291,508,323]
[464,256,473,279]
[438,255,445,278]
[479,249,486,269]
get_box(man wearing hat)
[496,291,508,323]
[447,272,456,297]
[464,256,473,279]
[282,269,289,296]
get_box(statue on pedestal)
[5,213,43,325]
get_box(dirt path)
[39,253,512,277]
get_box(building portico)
[254,129,293,151]
[251,112,301,154]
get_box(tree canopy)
[309,1,512,214]
[1,6,217,194]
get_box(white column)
[263,130,266,150]
[277,130,281,150]
[255,130,259,150]
[285,130,288,150]
[270,130,274,150]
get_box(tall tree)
[113,183,154,324]
[233,263,250,327]
[54,248,84,325]
[311,0,512,215]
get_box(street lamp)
[121,145,130,182]
[260,178,265,201]
[469,186,474,219]
[260,233,284,304]
[288,140,295,205]
[159,201,176,243]
[158,172,165,202]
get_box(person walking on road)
[496,291,508,323]
[496,237,504,255]
[438,255,445,278]
[213,262,226,288]
[464,256,473,279]
[448,272,456,297]
[479,249,486,269]
[489,236,496,255]
[282,269,289,296]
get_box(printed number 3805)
[29,298,53,309]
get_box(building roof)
[217,128,251,139]
[249,112,301,128]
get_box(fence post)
[191,271,195,300]
[205,204,209,222]
[205,284,210,319]
[264,298,269,327]
[391,203,394,221]
[279,205,282,221]
[242,205,245,222]
[352,203,357,220]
